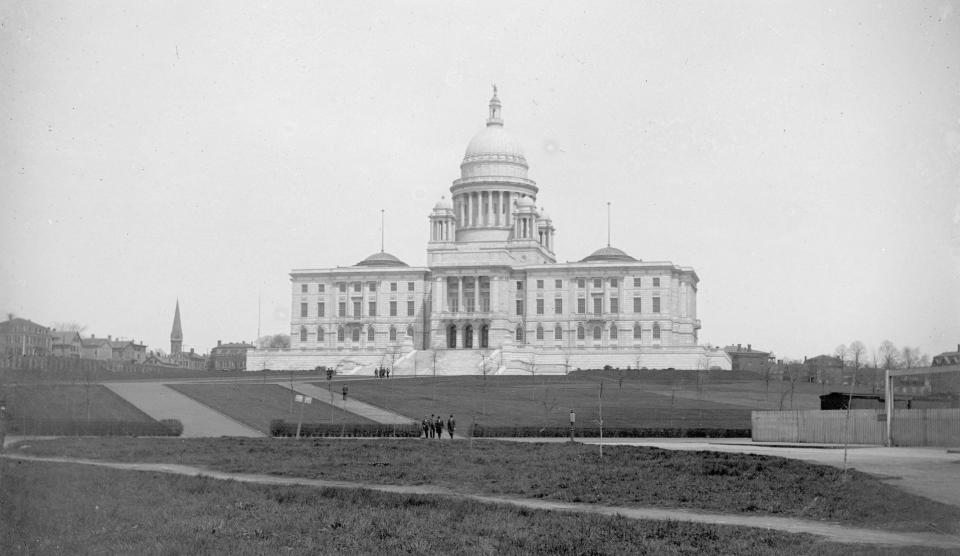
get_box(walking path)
[4,453,959,550]
[276,381,417,425]
[104,382,263,438]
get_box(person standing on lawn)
[421,417,429,438]
[447,415,455,439]
[428,414,435,438]
[434,414,443,439]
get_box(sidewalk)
[104,382,263,438]
[276,381,417,425]
[5,453,959,551]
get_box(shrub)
[7,419,182,437]
[270,421,422,438]
[159,419,184,436]
[466,424,750,439]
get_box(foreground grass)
[166,383,376,433]
[328,376,752,429]
[11,437,960,535]
[1,460,939,556]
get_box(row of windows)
[518,297,661,315]
[520,277,663,290]
[514,323,663,341]
[300,282,417,294]
[300,300,417,318]
[298,325,414,342]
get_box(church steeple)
[170,300,183,355]
[487,84,502,127]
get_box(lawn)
[11,437,960,535]
[166,383,376,433]
[7,460,928,556]
[0,384,155,431]
[323,376,753,429]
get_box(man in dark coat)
[434,414,443,439]
[447,415,455,439]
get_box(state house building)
[250,90,731,373]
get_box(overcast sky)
[2,1,958,361]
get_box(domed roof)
[463,125,527,164]
[355,251,409,267]
[580,246,638,263]
[433,196,453,211]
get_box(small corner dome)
[538,208,552,222]
[355,251,409,267]
[580,246,638,263]
[433,196,453,211]
[517,196,535,209]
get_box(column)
[491,276,499,315]
[493,192,500,226]
[505,192,512,228]
[457,277,464,314]
[474,275,480,314]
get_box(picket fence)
[752,408,960,447]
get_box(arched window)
[593,326,601,340]
[515,326,524,341]
[653,322,661,340]
[406,325,414,337]
[299,326,307,342]
[536,325,544,340]
[610,324,618,340]
[577,325,585,340]
[317,327,324,342]
[337,326,345,342]
[389,326,397,341]
[633,323,641,340]
[352,327,361,342]
[554,325,563,340]
[367,326,375,342]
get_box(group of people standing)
[422,414,454,439]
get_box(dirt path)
[4,453,959,550]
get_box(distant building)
[170,300,183,355]
[803,354,844,383]
[170,348,207,371]
[209,340,255,371]
[0,316,53,356]
[932,345,960,367]
[80,336,114,360]
[108,339,148,363]
[723,344,771,373]
[51,330,83,358]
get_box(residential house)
[0,316,53,356]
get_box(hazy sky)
[2,1,958,361]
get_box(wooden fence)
[752,408,960,446]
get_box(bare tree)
[257,334,290,349]
[878,340,899,370]
[834,344,847,364]
[901,346,926,369]
[847,341,866,379]
[51,321,87,333]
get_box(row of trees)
[833,341,930,372]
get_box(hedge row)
[467,425,751,438]
[271,420,422,438]
[8,418,183,437]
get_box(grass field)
[0,384,155,427]
[166,383,376,433]
[324,376,754,429]
[6,460,933,556]
[12,437,960,534]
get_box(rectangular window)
[407,300,415,316]
[593,297,602,315]
[353,282,361,293]
[593,278,601,288]
[536,279,544,289]
[368,281,377,292]
[633,297,641,313]
[319,284,325,293]
[516,280,524,290]
[391,282,398,292]
[632,277,640,288]
[516,299,524,315]
[555,279,563,289]
[554,298,562,314]
[300,303,308,317]
[408,282,415,292]
[634,325,641,339]
[577,278,585,288]
[300,284,308,293]
[536,299,544,315]
[577,326,585,340]
[610,278,618,288]
[338,282,346,293]
[610,298,619,313]
[653,277,660,287]
[368,302,376,317]
[390,301,397,316]
[577,298,586,314]
[653,296,661,313]
[536,326,544,340]
[318,302,325,317]
[338,302,346,317]
[353,301,361,316]
[554,326,563,340]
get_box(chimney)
[190,348,195,354]
[107,335,112,341]
[217,340,222,346]
[747,344,752,351]
[804,355,807,363]
[737,343,742,352]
